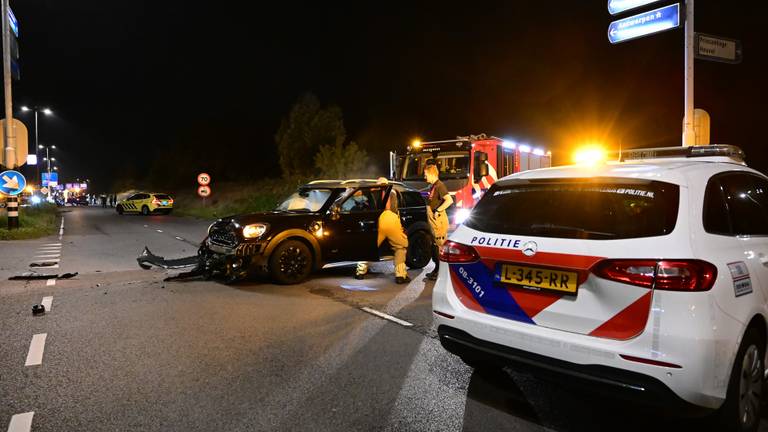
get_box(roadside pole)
[2,0,18,229]
[682,0,695,146]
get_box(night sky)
[7,1,768,190]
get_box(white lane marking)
[38,246,61,250]
[46,279,56,287]
[7,412,34,432]
[42,243,61,246]
[143,225,148,228]
[41,296,53,311]
[34,255,60,259]
[25,334,47,366]
[58,217,64,240]
[30,258,60,263]
[30,264,58,269]
[156,229,163,233]
[175,236,184,241]
[361,307,413,327]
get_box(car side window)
[340,188,385,212]
[127,194,140,201]
[719,173,768,236]
[703,177,731,235]
[401,191,426,208]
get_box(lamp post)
[20,106,53,187]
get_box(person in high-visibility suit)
[355,188,410,284]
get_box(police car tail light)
[592,260,657,288]
[440,241,480,263]
[592,259,716,291]
[152,198,160,205]
[655,260,717,292]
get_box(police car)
[433,145,767,431]
[117,192,173,215]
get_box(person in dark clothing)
[424,163,453,281]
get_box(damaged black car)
[139,179,434,284]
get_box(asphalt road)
[1,206,766,431]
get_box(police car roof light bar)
[617,145,745,163]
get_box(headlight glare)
[242,223,268,239]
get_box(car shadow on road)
[461,366,765,432]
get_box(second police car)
[117,192,174,215]
[433,145,767,431]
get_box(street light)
[19,105,54,191]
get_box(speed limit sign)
[197,172,211,186]
[197,185,211,197]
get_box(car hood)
[219,210,321,227]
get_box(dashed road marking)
[42,243,61,246]
[41,296,53,311]
[361,307,413,327]
[175,236,184,241]
[46,279,56,286]
[30,258,60,263]
[7,412,34,432]
[25,334,47,366]
[156,229,163,233]
[34,255,60,259]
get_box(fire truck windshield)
[402,151,470,180]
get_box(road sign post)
[682,0,695,146]
[1,170,26,229]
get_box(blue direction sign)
[0,170,26,196]
[8,7,18,37]
[607,0,663,15]
[608,3,680,44]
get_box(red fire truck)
[389,134,552,225]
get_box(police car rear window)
[465,179,679,240]
[154,194,171,200]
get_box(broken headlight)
[242,223,268,239]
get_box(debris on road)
[32,304,46,315]
[9,272,79,281]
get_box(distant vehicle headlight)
[454,208,472,225]
[30,196,42,205]
[242,223,268,239]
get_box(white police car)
[432,145,767,431]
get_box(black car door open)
[324,187,385,262]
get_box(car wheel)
[406,230,432,269]
[116,205,124,215]
[141,205,150,216]
[717,328,764,432]
[269,239,312,285]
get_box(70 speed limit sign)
[197,173,211,186]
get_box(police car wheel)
[718,328,764,432]
[116,205,124,215]
[141,205,150,216]
[269,240,312,285]
[406,230,432,269]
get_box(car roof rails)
[616,144,746,164]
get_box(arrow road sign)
[695,33,742,64]
[0,170,27,196]
[607,0,663,16]
[608,3,680,44]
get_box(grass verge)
[171,178,305,220]
[0,203,60,240]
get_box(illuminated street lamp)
[20,106,54,190]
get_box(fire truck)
[389,133,552,225]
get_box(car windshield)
[276,188,333,212]
[465,179,679,240]
[403,151,470,180]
